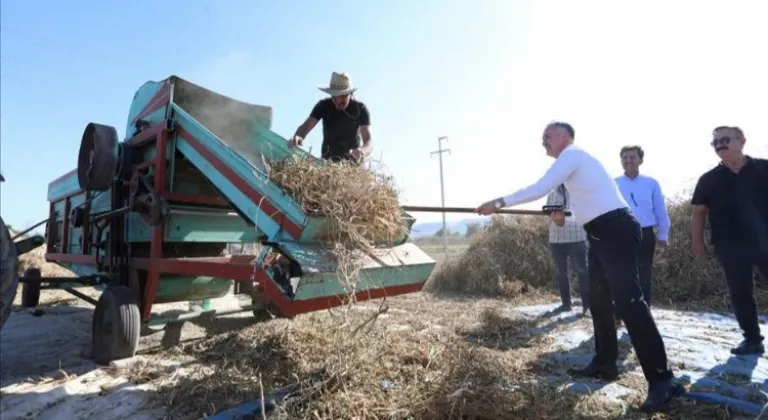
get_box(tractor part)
[0,216,18,332]
[20,268,41,308]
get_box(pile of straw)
[8,228,71,278]
[7,228,78,308]
[425,214,553,297]
[146,299,599,419]
[426,197,768,312]
[268,155,409,292]
[268,155,407,249]
[145,296,739,419]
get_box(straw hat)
[317,71,357,96]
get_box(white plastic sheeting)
[515,302,768,417]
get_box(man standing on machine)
[288,72,373,165]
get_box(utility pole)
[430,136,451,256]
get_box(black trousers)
[713,242,768,343]
[583,208,673,384]
[639,227,657,307]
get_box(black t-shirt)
[309,98,371,161]
[691,156,768,247]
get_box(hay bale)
[426,197,768,311]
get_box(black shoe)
[567,362,619,381]
[730,339,765,356]
[639,379,686,413]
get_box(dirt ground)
[1,280,766,419]
[1,286,520,419]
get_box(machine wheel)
[77,122,119,191]
[0,216,19,331]
[21,268,41,308]
[91,285,140,365]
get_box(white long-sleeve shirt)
[502,144,629,225]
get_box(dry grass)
[268,155,410,294]
[269,155,407,248]
[17,246,73,278]
[8,228,72,278]
[8,228,78,308]
[148,299,583,419]
[425,214,553,297]
[426,196,768,313]
[143,295,747,420]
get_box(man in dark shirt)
[691,125,768,356]
[288,72,372,164]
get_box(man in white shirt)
[475,122,684,413]
[546,184,590,315]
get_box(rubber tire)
[21,268,41,308]
[77,122,119,191]
[0,216,19,332]
[91,285,141,365]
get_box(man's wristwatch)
[494,198,505,210]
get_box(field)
[414,236,471,266]
[1,198,767,420]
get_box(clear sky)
[1,0,767,232]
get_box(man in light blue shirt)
[615,145,671,308]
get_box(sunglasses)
[710,136,736,147]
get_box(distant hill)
[410,216,491,238]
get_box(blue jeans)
[549,241,590,310]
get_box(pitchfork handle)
[401,205,572,217]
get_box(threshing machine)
[17,75,436,365]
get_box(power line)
[430,136,451,256]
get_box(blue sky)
[1,1,767,233]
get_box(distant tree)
[465,222,482,238]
